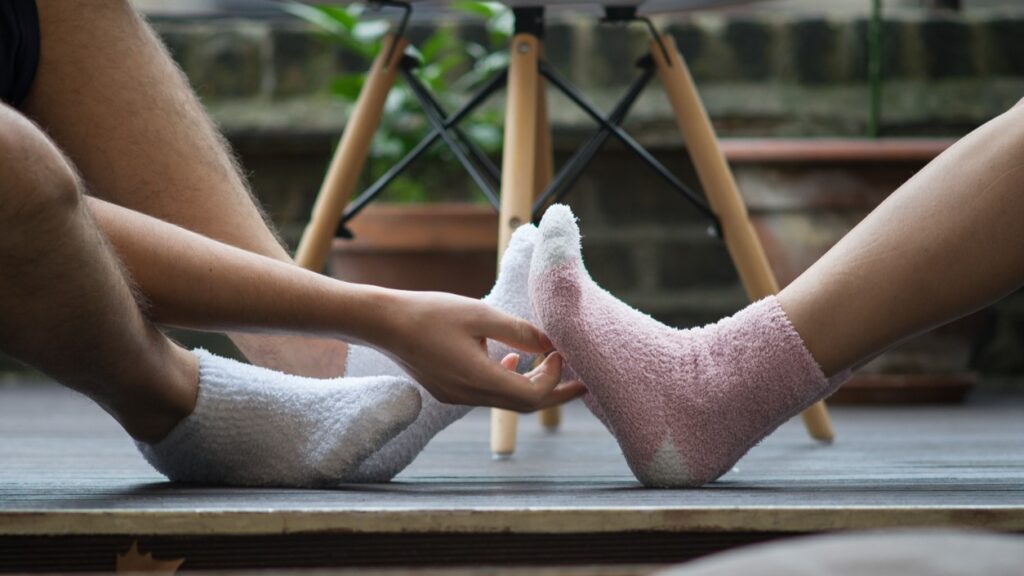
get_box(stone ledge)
[719,137,954,162]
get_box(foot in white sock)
[137,349,421,488]
[343,224,540,482]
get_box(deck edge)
[3,506,1023,536]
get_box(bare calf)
[0,104,197,442]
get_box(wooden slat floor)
[1,380,1023,571]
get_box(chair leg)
[650,35,835,443]
[491,33,541,458]
[533,48,562,433]
[294,35,408,271]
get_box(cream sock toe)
[344,223,541,482]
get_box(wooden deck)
[1,380,1023,571]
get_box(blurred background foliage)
[283,1,512,203]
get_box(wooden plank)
[1,381,1024,539]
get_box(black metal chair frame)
[335,3,721,240]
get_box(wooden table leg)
[491,33,541,458]
[294,35,408,271]
[650,35,835,443]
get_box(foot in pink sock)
[529,205,845,487]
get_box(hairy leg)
[20,0,345,377]
[0,105,198,443]
[0,107,423,485]
[0,98,567,486]
[779,100,1024,376]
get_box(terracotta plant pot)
[330,203,498,299]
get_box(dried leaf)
[116,541,184,575]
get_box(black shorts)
[0,0,40,109]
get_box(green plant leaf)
[420,28,457,62]
[465,42,487,60]
[383,87,412,115]
[296,0,511,204]
[279,2,347,35]
[405,43,425,63]
[279,2,377,60]
[318,5,362,31]
[371,132,405,158]
[465,122,503,153]
[329,73,366,101]
[452,1,496,19]
[434,53,464,75]
[489,9,513,44]
[353,19,391,44]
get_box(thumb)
[476,309,553,354]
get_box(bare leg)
[0,112,422,485]
[779,100,1024,376]
[86,196,582,413]
[0,103,572,458]
[524,100,1024,487]
[20,0,345,377]
[0,105,197,443]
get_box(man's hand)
[370,290,585,411]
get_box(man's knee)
[0,107,81,226]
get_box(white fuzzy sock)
[137,349,421,488]
[343,224,540,482]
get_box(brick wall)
[156,12,1024,137]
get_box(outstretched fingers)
[478,351,584,412]
[465,307,585,411]
[523,352,586,409]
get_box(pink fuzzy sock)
[529,205,844,487]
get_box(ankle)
[775,291,843,376]
[117,345,199,444]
